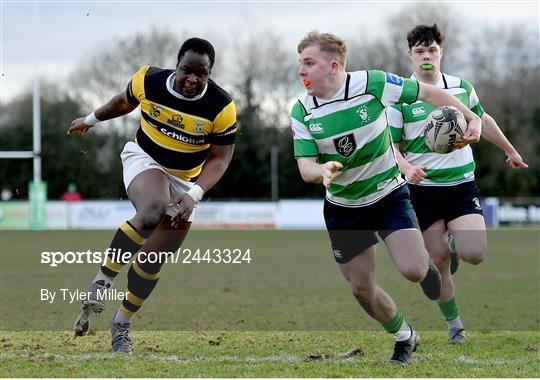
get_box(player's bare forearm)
[392,143,426,184]
[297,157,323,184]
[481,113,528,169]
[196,144,235,192]
[481,113,516,153]
[418,83,480,123]
[392,143,411,174]
[68,90,138,135]
[94,91,138,121]
[297,157,343,188]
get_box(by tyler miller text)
[40,288,127,304]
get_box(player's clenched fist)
[321,161,343,188]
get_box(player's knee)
[350,283,375,302]
[399,265,425,283]
[460,249,485,265]
[139,202,168,229]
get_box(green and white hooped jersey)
[291,70,419,207]
[388,73,484,187]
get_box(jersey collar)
[167,72,208,101]
[411,72,446,88]
[313,73,350,107]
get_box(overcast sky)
[1,0,538,101]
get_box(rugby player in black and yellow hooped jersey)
[68,38,236,353]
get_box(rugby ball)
[424,106,467,154]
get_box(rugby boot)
[389,327,419,365]
[74,280,110,336]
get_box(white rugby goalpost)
[0,3,46,230]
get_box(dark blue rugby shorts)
[324,185,420,264]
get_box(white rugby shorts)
[120,141,197,222]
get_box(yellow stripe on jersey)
[131,66,150,102]
[140,118,210,153]
[162,164,204,180]
[140,101,212,134]
[213,101,237,133]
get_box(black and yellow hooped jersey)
[126,65,237,181]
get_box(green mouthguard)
[420,64,433,69]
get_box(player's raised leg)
[339,247,419,365]
[74,169,169,337]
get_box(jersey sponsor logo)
[356,105,370,121]
[150,105,162,118]
[308,123,324,134]
[412,106,426,116]
[333,133,357,157]
[167,114,185,129]
[159,128,206,144]
[385,72,404,86]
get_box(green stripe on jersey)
[390,126,403,142]
[398,79,420,104]
[291,101,308,124]
[311,99,384,140]
[460,79,484,117]
[294,139,318,157]
[319,128,391,169]
[471,103,484,118]
[424,161,476,183]
[328,166,400,200]
[403,136,431,154]
[366,70,386,100]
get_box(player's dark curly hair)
[407,24,444,50]
[177,37,215,68]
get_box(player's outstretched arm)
[171,144,235,226]
[67,90,139,135]
[297,157,343,188]
[392,143,427,184]
[417,82,481,148]
[481,113,529,169]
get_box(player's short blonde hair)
[297,31,348,67]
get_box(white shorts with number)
[120,141,197,222]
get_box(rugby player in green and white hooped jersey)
[291,31,482,365]
[388,24,528,345]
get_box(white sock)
[114,310,132,325]
[447,317,463,330]
[93,271,114,287]
[394,321,413,341]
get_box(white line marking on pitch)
[455,355,507,365]
[0,353,307,363]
